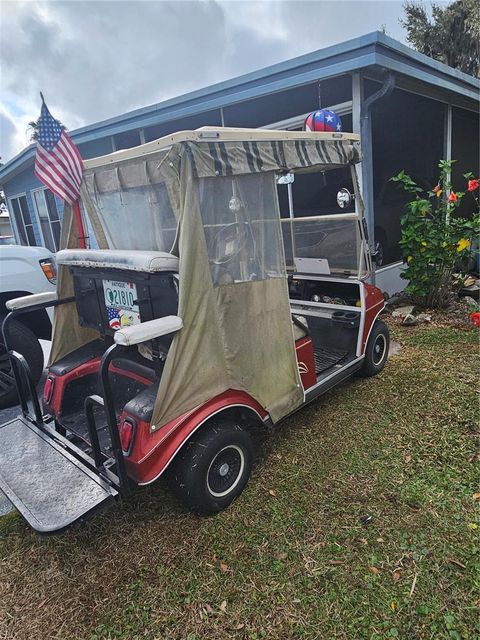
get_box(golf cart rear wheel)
[169,421,253,514]
[0,316,44,409]
[360,319,390,377]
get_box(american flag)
[107,307,121,330]
[34,99,84,204]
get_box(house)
[0,31,478,293]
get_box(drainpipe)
[360,71,395,283]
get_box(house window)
[9,195,36,245]
[32,188,61,251]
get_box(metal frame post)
[359,71,395,284]
[99,343,130,493]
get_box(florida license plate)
[103,280,141,330]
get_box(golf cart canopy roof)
[83,127,361,175]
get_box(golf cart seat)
[48,338,156,382]
[56,249,179,273]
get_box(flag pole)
[36,91,87,249]
[72,199,87,249]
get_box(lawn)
[0,319,478,640]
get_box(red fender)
[362,283,385,352]
[122,390,269,485]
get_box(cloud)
[1,0,412,162]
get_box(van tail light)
[119,418,136,455]
[39,258,57,285]
[43,375,55,404]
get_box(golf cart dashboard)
[288,275,361,309]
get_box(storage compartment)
[71,268,178,336]
[289,277,361,307]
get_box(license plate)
[103,280,141,331]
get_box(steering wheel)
[210,221,251,266]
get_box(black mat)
[313,346,349,374]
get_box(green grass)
[0,321,478,640]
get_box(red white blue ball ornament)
[304,109,342,132]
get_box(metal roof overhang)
[1,31,478,185]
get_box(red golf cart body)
[0,128,389,532]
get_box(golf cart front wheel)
[169,421,253,514]
[360,319,390,377]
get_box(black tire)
[168,420,253,515]
[0,316,44,409]
[360,319,390,378]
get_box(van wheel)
[169,421,253,515]
[360,319,389,377]
[0,317,44,409]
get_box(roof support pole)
[359,71,395,283]
[444,104,453,221]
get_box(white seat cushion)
[57,249,179,273]
[114,316,183,346]
[6,291,58,311]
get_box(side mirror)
[336,188,354,209]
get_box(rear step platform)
[0,416,118,534]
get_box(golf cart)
[0,128,389,533]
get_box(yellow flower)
[441,241,447,248]
[435,189,443,198]
[407,256,413,263]
[457,238,471,252]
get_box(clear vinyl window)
[197,172,286,286]
[91,181,177,252]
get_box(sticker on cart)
[103,280,141,330]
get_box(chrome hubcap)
[218,463,230,477]
[373,334,386,365]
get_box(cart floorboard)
[0,416,118,533]
[60,405,113,455]
[313,346,348,374]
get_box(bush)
[391,161,479,308]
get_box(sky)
[0,0,435,162]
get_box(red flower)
[470,312,480,328]
[448,192,457,202]
[467,179,479,192]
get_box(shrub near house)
[391,161,479,308]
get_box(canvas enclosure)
[50,130,362,429]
